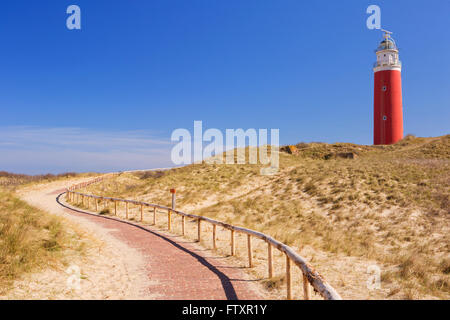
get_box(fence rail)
[65,176,342,300]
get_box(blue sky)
[0,1,449,174]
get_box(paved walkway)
[54,188,263,300]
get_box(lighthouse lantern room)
[373,30,404,145]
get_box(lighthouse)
[373,30,403,145]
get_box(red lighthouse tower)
[373,30,403,145]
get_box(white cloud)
[0,126,175,174]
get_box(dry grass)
[0,172,79,188]
[74,135,449,299]
[0,174,88,294]
[0,189,85,293]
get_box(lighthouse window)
[383,116,387,121]
[382,85,387,91]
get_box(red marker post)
[170,189,176,210]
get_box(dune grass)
[0,174,87,294]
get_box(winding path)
[21,179,264,300]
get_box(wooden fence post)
[170,189,176,232]
[286,254,292,300]
[197,219,202,242]
[303,273,311,300]
[114,201,117,216]
[247,235,253,268]
[268,243,273,278]
[153,207,156,225]
[230,230,235,256]
[95,198,98,211]
[140,204,144,222]
[181,216,185,235]
[168,209,171,231]
[212,225,216,249]
[126,202,129,219]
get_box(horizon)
[1,1,449,174]
[2,132,447,176]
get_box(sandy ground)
[4,177,152,299]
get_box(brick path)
[55,190,264,300]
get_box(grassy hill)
[78,135,449,299]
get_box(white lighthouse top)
[373,29,402,72]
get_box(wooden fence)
[65,177,342,300]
